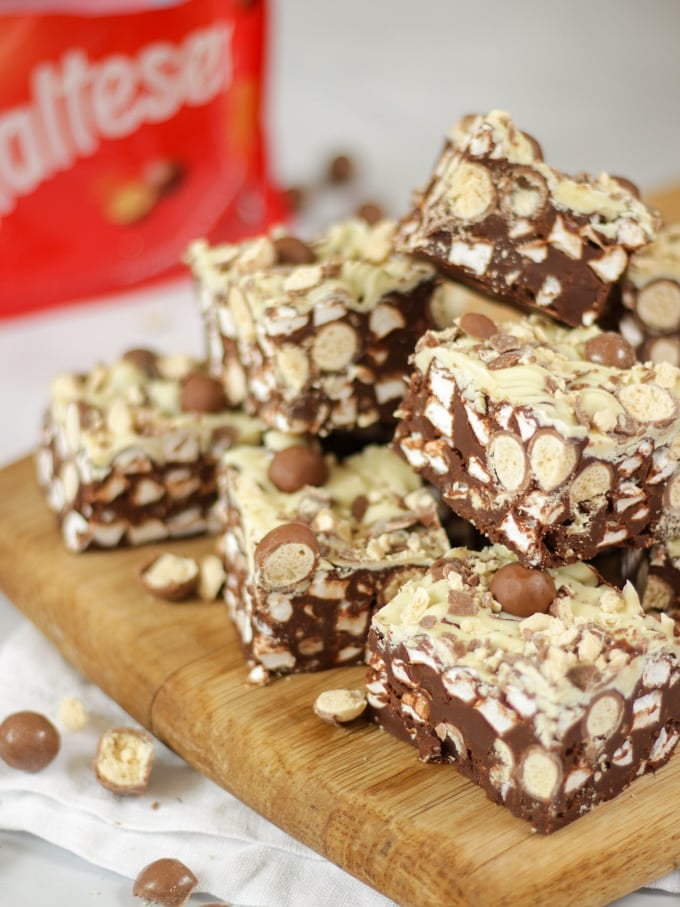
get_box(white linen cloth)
[0,622,397,907]
[0,623,677,906]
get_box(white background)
[1,1,679,904]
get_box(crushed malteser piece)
[314,689,368,724]
[133,857,197,906]
[396,110,659,327]
[366,543,680,833]
[58,696,88,731]
[198,553,227,601]
[327,152,355,185]
[140,553,199,602]
[393,314,680,568]
[94,726,155,795]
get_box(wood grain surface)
[0,455,678,907]
[649,182,680,221]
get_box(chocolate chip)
[133,858,198,906]
[180,373,227,413]
[267,445,328,493]
[0,710,60,772]
[355,201,384,225]
[273,235,317,265]
[489,563,556,617]
[459,312,497,340]
[584,332,636,369]
[123,348,159,377]
[327,153,355,185]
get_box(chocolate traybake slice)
[219,439,450,682]
[366,543,680,833]
[36,349,263,551]
[186,218,437,435]
[392,313,680,568]
[396,109,659,327]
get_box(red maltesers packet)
[0,0,285,317]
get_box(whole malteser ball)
[355,201,385,225]
[123,347,159,377]
[180,373,227,413]
[584,332,636,369]
[273,235,317,265]
[489,563,556,617]
[327,153,355,185]
[267,445,329,493]
[0,710,61,772]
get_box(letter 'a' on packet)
[0,0,286,317]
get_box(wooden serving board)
[0,455,679,907]
[2,182,680,907]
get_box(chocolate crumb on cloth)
[395,109,659,327]
[365,543,680,833]
[392,313,680,568]
[185,217,437,436]
[35,350,264,551]
[619,222,680,365]
[219,437,450,681]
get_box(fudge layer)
[393,314,680,568]
[186,218,436,435]
[396,110,658,327]
[36,350,263,552]
[220,440,450,681]
[620,222,680,366]
[366,544,680,833]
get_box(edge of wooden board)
[0,455,678,907]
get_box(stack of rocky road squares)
[37,110,680,833]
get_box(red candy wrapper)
[0,0,285,317]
